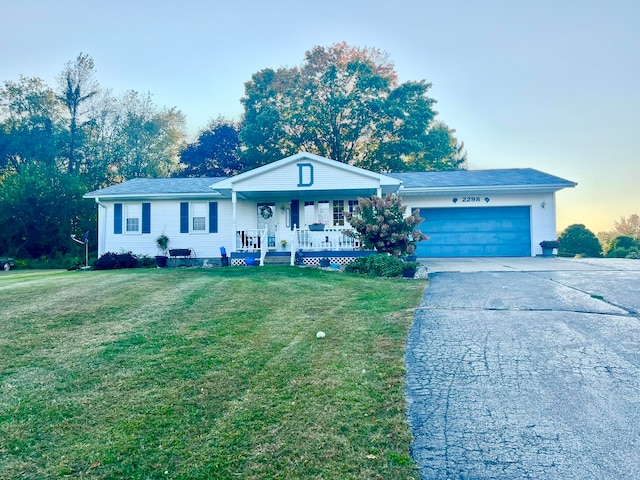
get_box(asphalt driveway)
[405,257,640,479]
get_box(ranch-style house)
[84,152,576,266]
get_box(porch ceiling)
[229,188,389,200]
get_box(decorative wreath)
[259,205,273,219]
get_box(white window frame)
[317,200,331,225]
[124,203,141,234]
[304,201,315,226]
[333,200,345,226]
[190,202,208,233]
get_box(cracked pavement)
[405,258,640,479]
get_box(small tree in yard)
[345,194,428,257]
[558,224,602,257]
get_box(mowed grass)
[0,266,426,479]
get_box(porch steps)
[263,252,291,266]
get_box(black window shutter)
[209,202,218,233]
[290,200,299,230]
[142,203,151,234]
[114,203,122,234]
[180,202,189,233]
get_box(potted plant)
[155,234,169,267]
[280,239,287,250]
[309,222,325,231]
[539,240,560,257]
[402,261,419,278]
[403,244,418,262]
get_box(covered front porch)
[208,152,402,264]
[233,222,364,266]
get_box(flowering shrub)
[345,194,428,257]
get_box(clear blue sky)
[2,0,639,233]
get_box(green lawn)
[0,267,426,479]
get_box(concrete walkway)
[406,257,640,479]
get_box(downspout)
[94,198,107,257]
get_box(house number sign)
[452,197,490,203]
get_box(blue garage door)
[415,206,531,257]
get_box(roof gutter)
[398,183,577,196]
[84,192,225,201]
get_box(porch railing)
[237,226,360,267]
[235,227,270,266]
[294,227,360,251]
[236,229,271,252]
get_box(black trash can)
[220,247,229,266]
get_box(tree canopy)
[57,53,100,174]
[0,54,186,261]
[613,214,640,241]
[558,224,602,258]
[179,117,244,177]
[240,42,466,172]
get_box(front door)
[257,203,276,248]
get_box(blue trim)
[114,203,122,234]
[290,199,299,230]
[209,202,218,233]
[299,251,375,258]
[142,203,151,234]
[230,252,261,259]
[180,202,189,233]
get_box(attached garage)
[415,206,532,257]
[391,168,577,258]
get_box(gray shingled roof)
[85,168,575,199]
[84,177,227,198]
[386,168,575,188]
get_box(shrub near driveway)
[0,267,426,479]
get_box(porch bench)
[168,248,196,267]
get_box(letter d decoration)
[297,163,314,187]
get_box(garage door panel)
[431,230,527,245]
[416,206,531,257]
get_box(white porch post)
[232,191,237,252]
[377,186,382,197]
